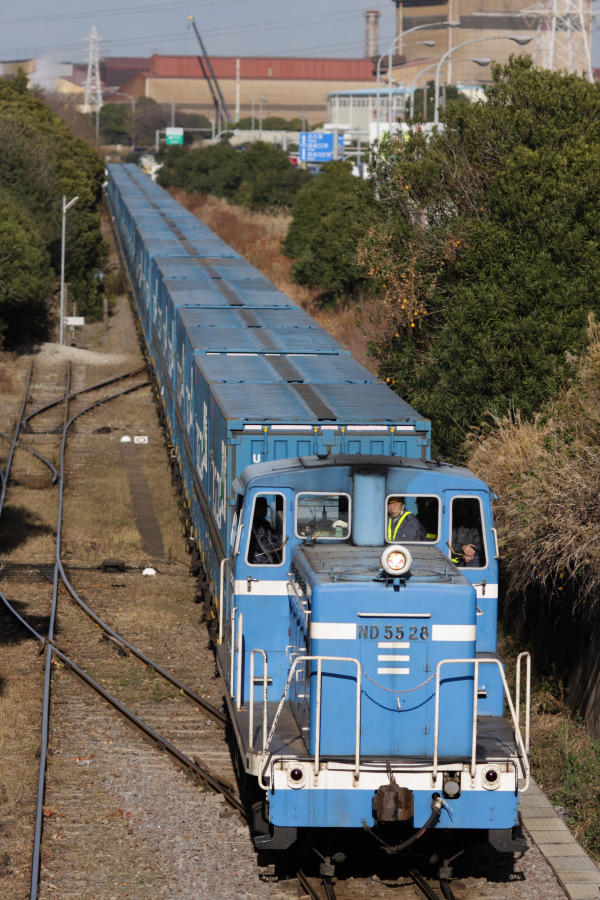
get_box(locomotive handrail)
[236,613,244,711]
[218,556,230,644]
[515,651,531,752]
[258,655,362,789]
[249,649,269,752]
[432,658,530,788]
[230,605,238,698]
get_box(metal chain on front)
[363,668,437,694]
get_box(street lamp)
[409,61,438,121]
[59,195,79,347]
[433,35,532,126]
[387,40,437,131]
[409,58,490,120]
[113,91,136,149]
[258,95,267,136]
[376,21,459,139]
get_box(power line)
[0,2,379,58]
[0,0,368,28]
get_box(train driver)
[387,496,425,542]
[249,496,282,565]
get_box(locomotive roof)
[234,453,489,494]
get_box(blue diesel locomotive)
[107,163,530,856]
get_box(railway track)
[0,362,248,898]
[0,328,570,897]
[1,357,466,900]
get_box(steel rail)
[0,361,33,514]
[31,363,72,900]
[21,365,147,429]
[0,369,229,899]
[439,875,457,900]
[51,643,246,815]
[296,870,324,900]
[411,868,457,900]
[54,379,225,722]
[31,372,147,898]
[57,559,226,724]
[0,585,243,817]
[0,431,58,483]
[321,875,338,900]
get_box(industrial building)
[390,0,593,84]
[1,3,594,132]
[106,54,379,127]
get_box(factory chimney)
[364,10,380,59]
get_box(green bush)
[283,161,369,299]
[157,141,310,211]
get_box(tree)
[0,187,53,345]
[177,110,212,143]
[99,103,131,145]
[158,141,310,211]
[283,160,369,299]
[235,115,303,131]
[134,96,169,146]
[361,58,600,459]
[12,67,29,95]
[0,78,107,338]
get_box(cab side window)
[386,495,439,543]
[450,497,486,568]
[247,493,285,566]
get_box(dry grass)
[500,631,600,860]
[0,352,16,395]
[0,636,45,884]
[168,188,378,373]
[464,317,600,861]
[467,314,600,620]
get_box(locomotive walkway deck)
[520,781,600,899]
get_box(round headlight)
[381,544,412,576]
[481,766,501,790]
[287,764,306,788]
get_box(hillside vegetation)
[358,57,600,460]
[0,74,106,347]
[468,315,600,623]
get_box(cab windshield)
[296,493,350,540]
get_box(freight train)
[107,163,530,858]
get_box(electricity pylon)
[82,26,104,114]
[522,0,593,79]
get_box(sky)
[1,1,599,65]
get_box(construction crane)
[187,16,233,125]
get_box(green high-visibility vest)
[388,510,412,541]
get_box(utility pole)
[59,195,79,347]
